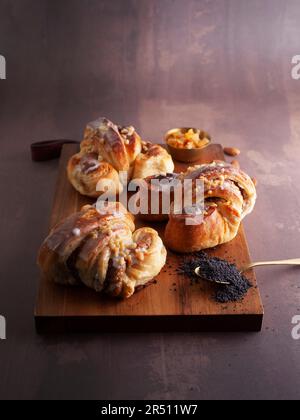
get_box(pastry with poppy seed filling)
[165,162,257,252]
[38,202,167,298]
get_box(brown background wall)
[0,0,300,399]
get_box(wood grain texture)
[35,144,263,332]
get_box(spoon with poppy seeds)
[180,253,252,303]
[194,267,230,285]
[195,258,300,284]
[181,253,300,303]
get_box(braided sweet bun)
[81,117,142,171]
[142,161,256,252]
[38,202,167,299]
[165,162,257,252]
[68,118,174,198]
[67,152,123,197]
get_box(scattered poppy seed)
[178,251,251,303]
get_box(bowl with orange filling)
[165,127,211,163]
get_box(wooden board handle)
[31,140,80,162]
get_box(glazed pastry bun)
[38,202,167,299]
[67,118,174,197]
[132,142,175,180]
[164,162,257,252]
[139,161,256,252]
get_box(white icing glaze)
[84,161,101,174]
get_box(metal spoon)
[195,258,300,285]
[194,267,231,285]
[240,258,300,273]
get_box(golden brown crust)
[164,201,241,252]
[67,152,123,198]
[68,118,141,196]
[141,162,256,252]
[37,203,167,299]
[181,162,256,218]
[85,118,140,171]
[132,144,175,180]
[68,118,174,197]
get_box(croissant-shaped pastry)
[142,162,256,252]
[68,118,174,198]
[38,202,167,298]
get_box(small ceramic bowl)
[165,127,211,163]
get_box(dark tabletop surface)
[0,0,300,400]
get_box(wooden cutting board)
[35,144,264,332]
